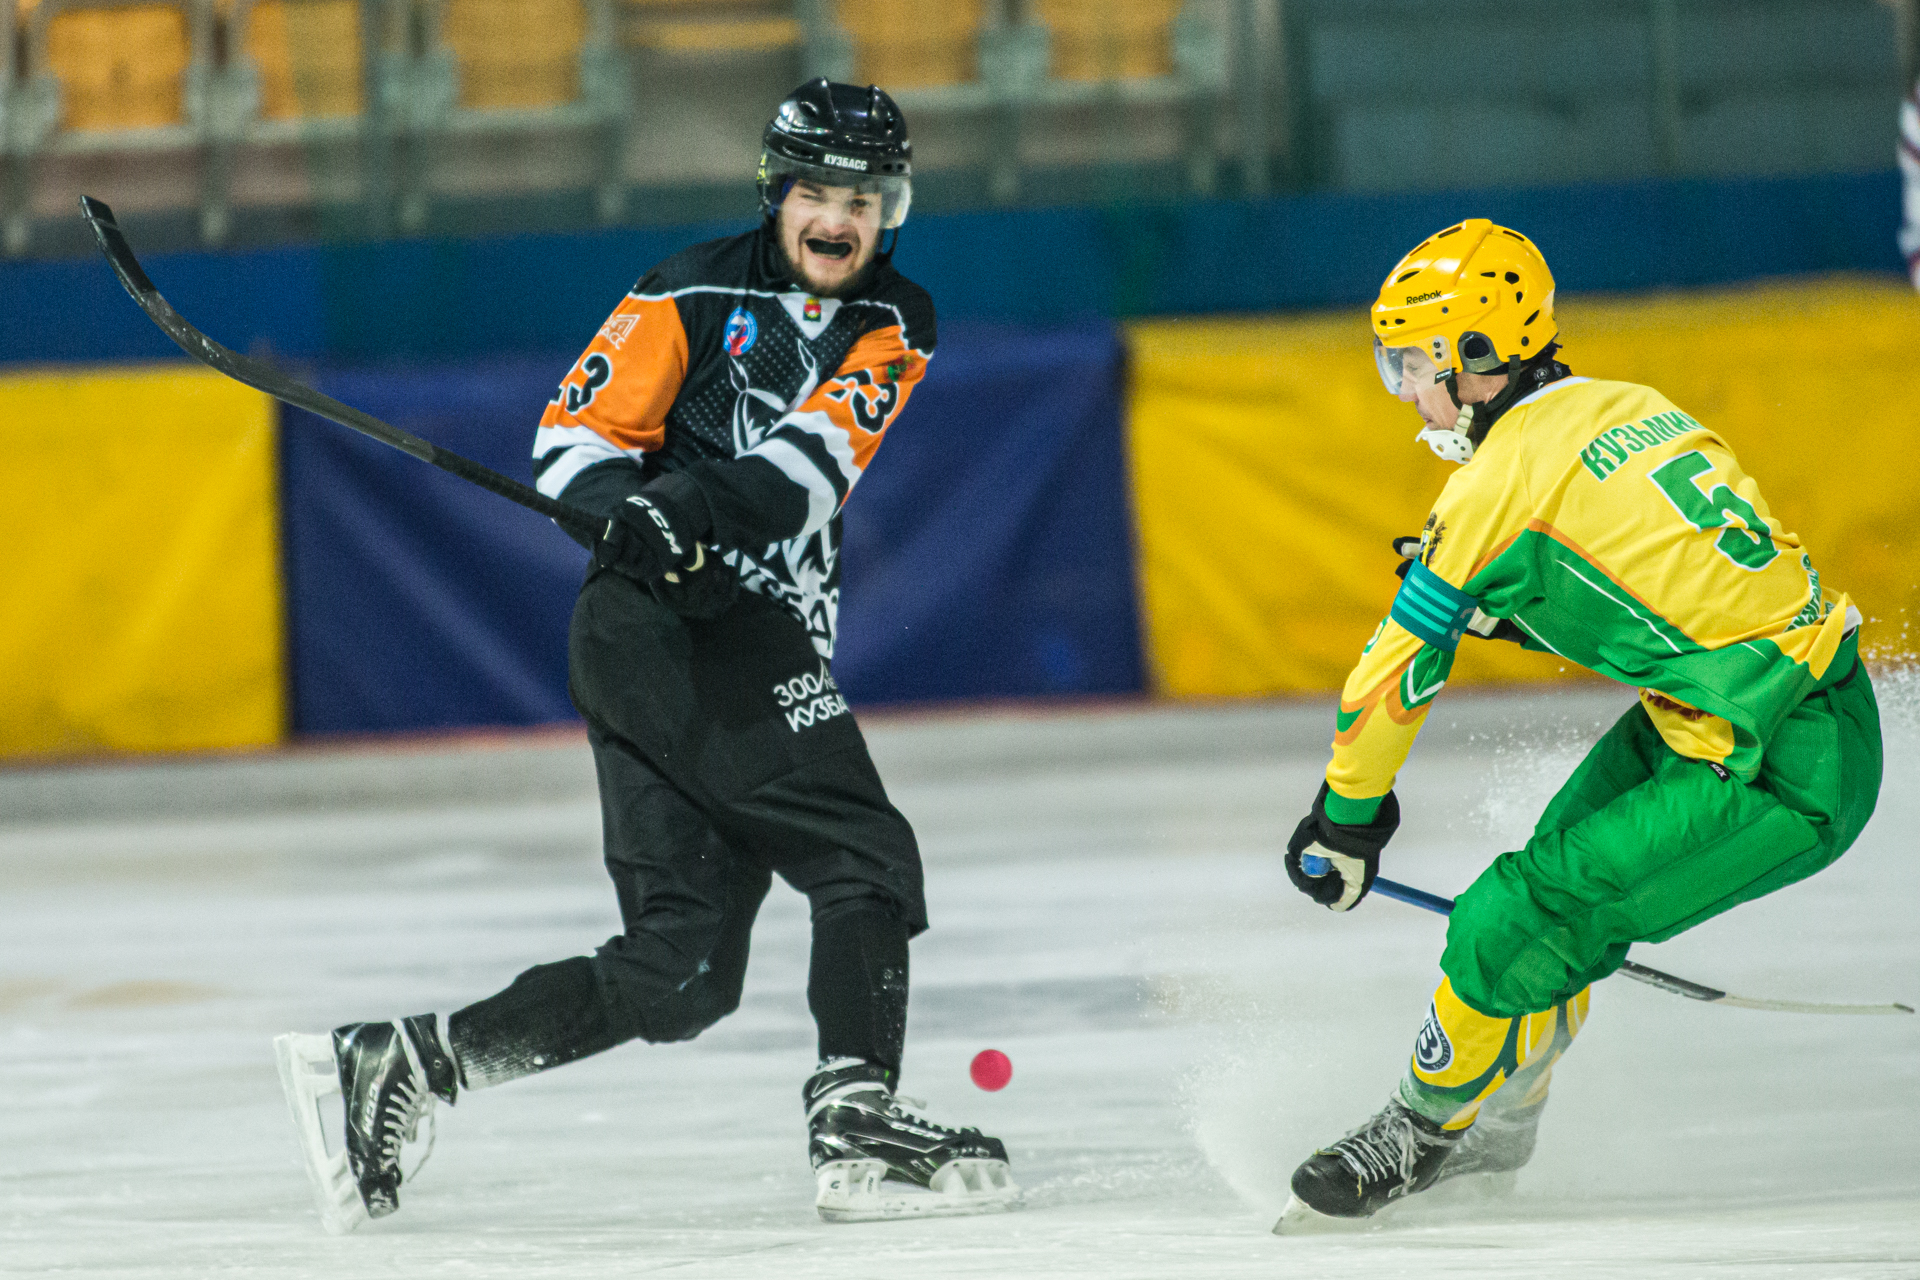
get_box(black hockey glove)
[1391,535,1422,580]
[646,543,739,620]
[595,492,695,584]
[1285,782,1400,912]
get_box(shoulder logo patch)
[598,314,639,349]
[724,306,758,356]
[1413,1004,1453,1073]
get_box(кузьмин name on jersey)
[1579,410,1703,481]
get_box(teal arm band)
[1389,560,1481,652]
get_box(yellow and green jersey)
[1326,376,1858,822]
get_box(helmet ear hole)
[1459,331,1507,373]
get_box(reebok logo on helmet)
[1404,291,1442,304]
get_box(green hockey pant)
[1441,661,1882,1018]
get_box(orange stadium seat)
[40,0,193,131]
[837,0,984,90]
[244,0,364,119]
[442,0,587,109]
[1031,0,1177,83]
[624,0,799,56]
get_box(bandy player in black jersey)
[275,80,1017,1232]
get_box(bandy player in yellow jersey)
[1275,220,1883,1230]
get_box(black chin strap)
[1447,342,1572,446]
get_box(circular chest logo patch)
[724,306,758,356]
[1413,1004,1453,1073]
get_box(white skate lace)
[808,1084,967,1139]
[887,1095,967,1136]
[1329,1104,1435,1191]
[379,1072,439,1184]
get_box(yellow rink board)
[1129,276,1920,699]
[0,367,283,757]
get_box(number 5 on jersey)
[1647,450,1780,571]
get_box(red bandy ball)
[969,1049,1012,1091]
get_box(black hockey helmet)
[758,78,913,229]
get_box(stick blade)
[80,195,160,299]
[1712,994,1915,1017]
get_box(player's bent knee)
[1441,856,1620,1018]
[592,936,750,1046]
[596,965,745,1045]
[632,984,741,1044]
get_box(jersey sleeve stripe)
[536,442,627,500]
[534,423,628,460]
[755,407,860,487]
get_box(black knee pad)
[594,932,752,1046]
[627,968,744,1044]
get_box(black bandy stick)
[1364,872,1912,1016]
[80,195,603,546]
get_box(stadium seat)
[837,0,985,90]
[38,0,194,131]
[243,0,363,119]
[1031,0,1177,83]
[442,0,587,109]
[625,0,798,56]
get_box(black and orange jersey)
[534,226,936,656]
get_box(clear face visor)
[1374,337,1407,396]
[764,155,912,229]
[1373,337,1445,396]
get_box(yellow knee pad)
[1401,976,1589,1129]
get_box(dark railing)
[0,0,1910,258]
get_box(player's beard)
[777,231,878,299]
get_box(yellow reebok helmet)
[1371,219,1557,393]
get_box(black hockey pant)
[448,569,926,1090]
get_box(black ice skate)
[273,1015,458,1233]
[1272,1096,1460,1234]
[805,1058,1020,1222]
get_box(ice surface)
[2,687,1916,1278]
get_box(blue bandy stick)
[1295,854,1909,1015]
[1302,853,1453,914]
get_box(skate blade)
[1271,1193,1369,1236]
[273,1032,369,1235]
[815,1158,1022,1224]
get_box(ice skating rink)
[3,682,1916,1279]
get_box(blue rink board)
[279,321,1141,734]
[3,169,1903,366]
